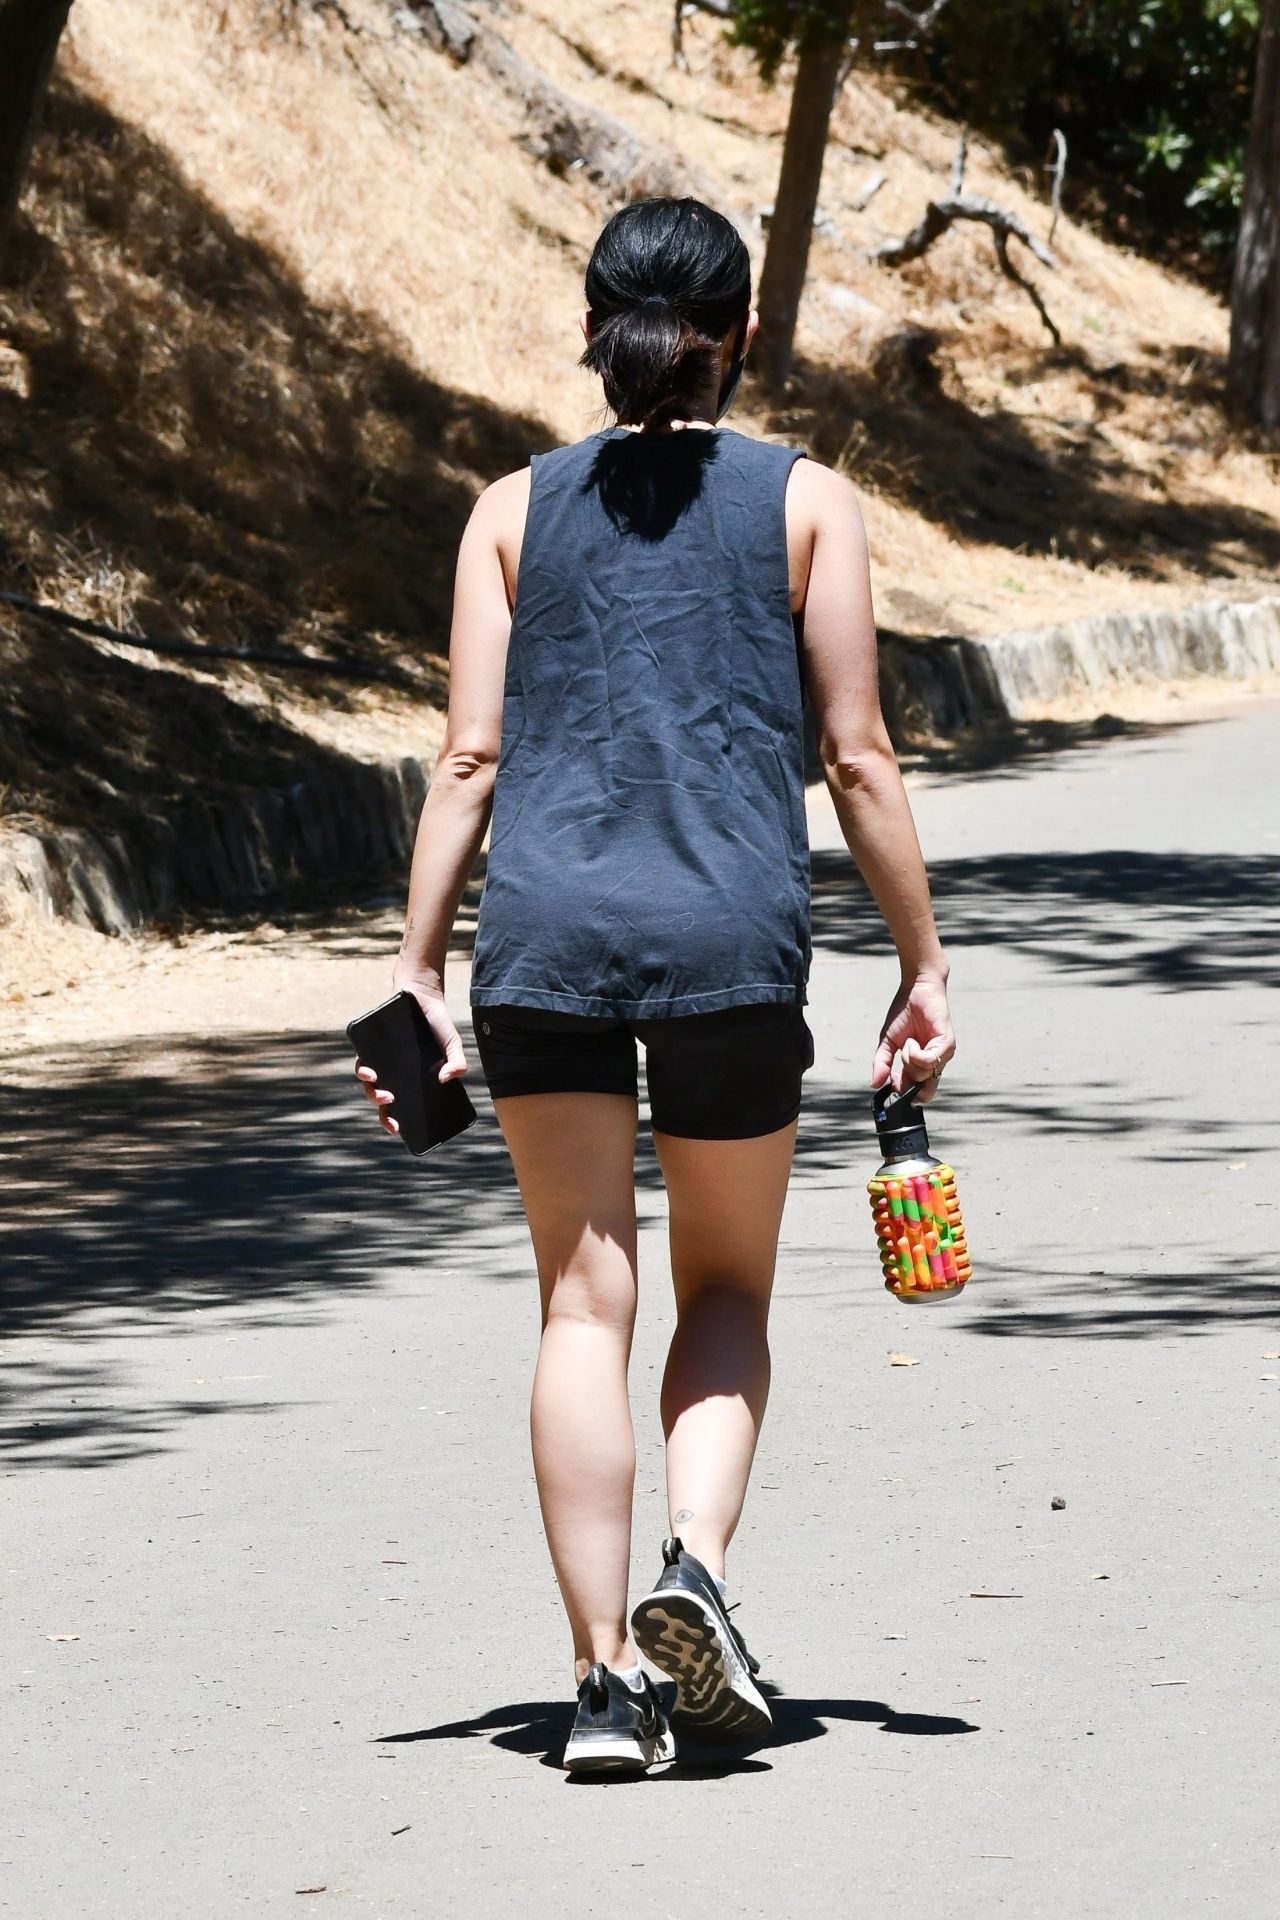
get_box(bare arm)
[790,461,955,1099]
[357,471,525,1132]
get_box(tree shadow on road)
[810,847,1280,993]
[0,1023,527,1467]
[5,805,1275,1461]
[789,1077,1277,1336]
[955,1254,1278,1338]
[3,921,1275,1468]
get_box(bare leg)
[494,1090,641,1684]
[652,1121,798,1579]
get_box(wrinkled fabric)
[470,426,811,1018]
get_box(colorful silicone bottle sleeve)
[868,1162,971,1298]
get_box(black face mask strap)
[714,316,749,422]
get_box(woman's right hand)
[354,973,470,1137]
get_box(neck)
[625,391,722,433]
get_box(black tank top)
[470,425,811,1017]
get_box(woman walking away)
[356,197,954,1774]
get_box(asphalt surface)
[3,703,1278,1918]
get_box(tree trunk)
[1228,0,1280,431]
[754,25,850,393]
[0,0,76,241]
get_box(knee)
[675,1277,770,1327]
[542,1256,637,1338]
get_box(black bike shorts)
[471,1000,816,1141]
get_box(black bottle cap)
[872,1080,931,1162]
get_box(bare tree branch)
[949,128,967,196]
[846,168,886,211]
[872,194,1055,270]
[876,0,951,49]
[883,0,952,29]
[835,39,861,92]
[1044,128,1066,248]
[871,146,1060,341]
[672,0,735,63]
[993,229,1060,344]
[404,2,702,202]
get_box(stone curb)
[3,595,1275,934]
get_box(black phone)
[346,990,478,1155]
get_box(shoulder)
[470,431,606,531]
[785,454,865,527]
[466,466,532,579]
[781,455,869,610]
[728,431,864,520]
[471,465,533,530]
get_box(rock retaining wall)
[0,756,430,935]
[974,594,1280,717]
[3,594,1276,936]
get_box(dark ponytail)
[580,198,751,429]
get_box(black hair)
[579,197,751,430]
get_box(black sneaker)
[630,1537,772,1745]
[562,1662,676,1774]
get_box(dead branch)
[872,192,1054,272]
[402,3,702,201]
[993,229,1060,345]
[672,0,735,70]
[396,0,474,60]
[847,169,886,212]
[1044,128,1066,247]
[949,126,967,196]
[835,40,861,92]
[870,136,1059,340]
[874,0,952,51]
[881,0,951,35]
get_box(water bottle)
[869,1080,971,1302]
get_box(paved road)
[3,704,1278,1919]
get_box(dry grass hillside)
[1,0,1277,865]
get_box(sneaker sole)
[630,1591,772,1745]
[563,1727,677,1774]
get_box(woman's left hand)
[871,971,955,1105]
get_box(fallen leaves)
[888,1352,920,1367]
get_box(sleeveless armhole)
[507,450,545,620]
